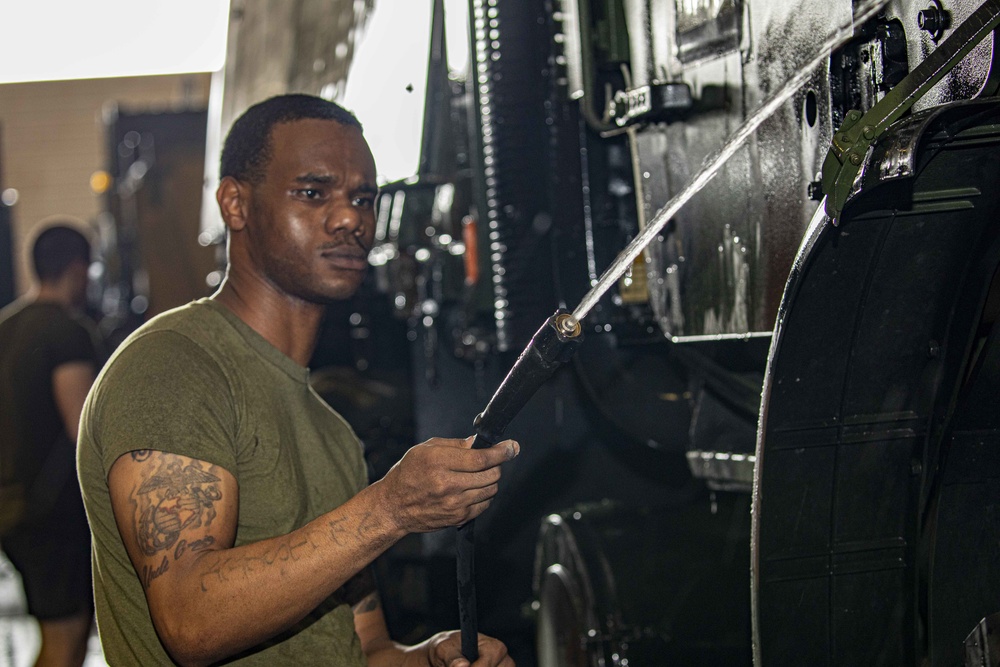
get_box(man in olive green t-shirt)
[78,94,518,667]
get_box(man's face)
[240,118,378,304]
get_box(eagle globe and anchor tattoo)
[131,449,222,559]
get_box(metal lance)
[457,311,582,660]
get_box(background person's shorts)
[2,493,93,621]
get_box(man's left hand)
[425,631,515,667]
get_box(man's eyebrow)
[293,175,376,194]
[294,173,335,185]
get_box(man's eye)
[353,197,374,208]
[297,189,322,199]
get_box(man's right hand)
[374,436,519,533]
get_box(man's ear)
[216,176,250,231]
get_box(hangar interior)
[3,0,1000,665]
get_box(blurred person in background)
[0,222,102,667]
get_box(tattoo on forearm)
[198,537,314,592]
[356,512,377,539]
[174,536,217,560]
[126,456,384,597]
[141,556,170,589]
[328,517,348,546]
[132,453,222,557]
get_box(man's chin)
[268,268,367,305]
[307,279,365,304]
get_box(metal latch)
[821,0,1000,222]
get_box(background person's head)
[220,94,363,186]
[31,222,91,307]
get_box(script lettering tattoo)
[328,516,349,546]
[356,512,377,538]
[198,537,314,592]
[132,453,222,556]
[355,512,393,552]
[141,556,170,589]
[174,535,217,560]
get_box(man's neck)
[212,280,323,367]
[33,282,73,309]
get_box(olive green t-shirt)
[78,299,368,665]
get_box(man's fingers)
[463,467,501,491]
[430,435,476,450]
[431,631,511,667]
[471,634,513,667]
[447,439,519,472]
[480,439,520,467]
[387,436,518,532]
[463,497,494,523]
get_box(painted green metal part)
[822,0,1000,221]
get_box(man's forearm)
[146,483,403,666]
[111,435,515,665]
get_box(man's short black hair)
[31,224,91,282]
[219,94,363,185]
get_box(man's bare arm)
[52,361,95,441]
[110,449,400,666]
[107,437,518,667]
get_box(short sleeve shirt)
[77,299,368,665]
[0,300,100,495]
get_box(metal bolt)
[555,313,581,337]
[862,125,875,139]
[918,7,941,32]
[918,5,948,40]
[849,153,863,165]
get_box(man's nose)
[325,205,365,237]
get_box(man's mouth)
[320,246,370,271]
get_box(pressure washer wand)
[458,309,583,661]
